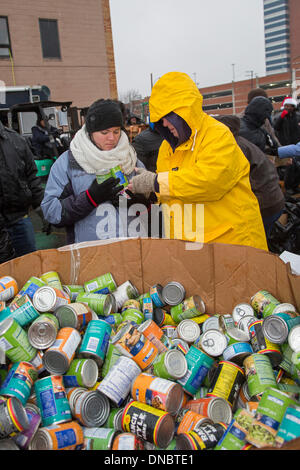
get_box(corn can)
[40,271,63,291]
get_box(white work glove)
[129,168,156,196]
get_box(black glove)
[86,177,124,206]
[125,189,152,209]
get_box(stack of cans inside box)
[0,272,300,450]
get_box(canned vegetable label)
[34,375,72,426]
[0,318,37,362]
[251,290,280,318]
[84,273,117,295]
[111,165,128,187]
[243,354,277,397]
[178,345,214,396]
[207,361,245,407]
[0,277,18,302]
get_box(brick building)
[0,0,117,108]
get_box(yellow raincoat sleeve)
[157,128,249,203]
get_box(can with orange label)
[43,327,82,375]
[121,400,175,449]
[176,408,213,434]
[131,372,183,415]
[0,276,18,302]
[28,421,84,450]
[138,319,172,353]
[111,323,158,370]
[111,432,144,450]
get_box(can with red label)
[176,422,227,450]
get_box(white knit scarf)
[70,125,137,175]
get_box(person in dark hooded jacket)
[217,115,285,238]
[239,96,277,155]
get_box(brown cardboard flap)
[0,239,299,313]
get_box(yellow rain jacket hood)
[149,71,268,250]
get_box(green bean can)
[76,292,115,316]
[170,295,205,323]
[243,353,277,398]
[251,290,280,318]
[84,427,118,450]
[0,317,37,363]
[83,273,117,295]
[215,408,253,450]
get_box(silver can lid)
[262,315,289,344]
[27,319,57,350]
[80,359,99,388]
[0,317,14,336]
[193,295,206,314]
[202,316,221,333]
[237,315,256,339]
[55,305,77,328]
[104,294,115,315]
[200,329,228,357]
[9,397,30,432]
[162,282,186,306]
[226,327,250,343]
[232,303,254,323]
[288,325,300,352]
[43,350,70,375]
[165,349,188,379]
[175,319,200,344]
[29,429,53,450]
[207,396,233,424]
[79,390,110,427]
[33,286,57,312]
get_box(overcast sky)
[109,0,266,99]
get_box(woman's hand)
[128,168,156,195]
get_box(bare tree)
[119,89,142,112]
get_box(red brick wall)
[0,0,117,107]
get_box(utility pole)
[245,70,254,89]
[232,64,236,114]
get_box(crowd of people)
[1,71,300,264]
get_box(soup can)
[98,356,141,406]
[33,286,70,312]
[74,390,110,427]
[207,360,245,408]
[76,292,115,316]
[27,313,59,350]
[185,396,233,424]
[232,303,255,325]
[149,284,165,307]
[122,308,145,325]
[176,408,212,434]
[63,358,98,389]
[0,397,29,438]
[112,281,139,311]
[170,295,206,323]
[176,422,226,450]
[222,342,253,366]
[152,349,188,380]
[79,319,111,366]
[199,328,228,357]
[111,432,144,450]
[173,319,200,344]
[131,373,183,415]
[13,403,41,450]
[34,375,72,426]
[0,361,38,405]
[0,276,18,302]
[275,404,300,446]
[0,317,37,363]
[121,400,175,449]
[122,299,141,312]
[41,271,63,291]
[43,327,81,375]
[251,290,280,318]
[18,276,46,300]
[138,319,171,353]
[177,345,214,396]
[248,318,282,366]
[83,426,118,450]
[29,421,84,450]
[8,294,40,328]
[83,272,117,295]
[263,312,300,345]
[55,303,94,331]
[111,323,158,370]
[162,282,186,306]
[62,285,85,302]
[243,353,277,398]
[104,407,125,431]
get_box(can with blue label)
[111,165,128,187]
[149,285,165,308]
[222,342,253,366]
[79,319,112,366]
[63,358,99,389]
[8,294,40,328]
[275,404,300,447]
[34,375,72,427]
[0,361,38,405]
[177,345,215,396]
[83,273,117,295]
[18,276,47,300]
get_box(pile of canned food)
[0,271,300,451]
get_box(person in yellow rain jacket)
[128,71,268,250]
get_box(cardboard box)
[1,238,300,450]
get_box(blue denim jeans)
[7,216,37,258]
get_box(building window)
[39,19,61,59]
[0,16,12,58]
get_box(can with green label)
[96,169,112,184]
[84,273,117,295]
[62,285,85,302]
[170,295,205,323]
[215,408,253,450]
[79,319,112,366]
[18,276,46,300]
[84,427,118,450]
[104,407,124,431]
[63,358,99,389]
[0,317,37,363]
[251,290,280,318]
[111,165,128,187]
[101,342,123,377]
[256,387,298,430]
[243,353,278,398]
[41,271,63,291]
[76,292,115,316]
[122,308,144,325]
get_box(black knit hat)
[85,99,123,134]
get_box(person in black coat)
[273,97,300,146]
[131,123,164,172]
[0,121,45,257]
[239,96,277,154]
[31,115,62,157]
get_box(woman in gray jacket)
[41,99,148,244]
